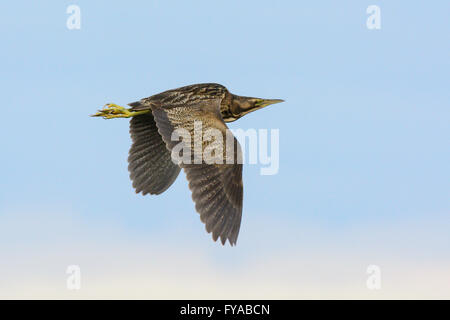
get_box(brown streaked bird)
[91,83,284,245]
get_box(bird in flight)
[92,83,283,245]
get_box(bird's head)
[222,94,284,122]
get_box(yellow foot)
[91,103,148,119]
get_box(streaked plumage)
[92,83,283,245]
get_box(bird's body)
[92,83,283,245]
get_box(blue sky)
[0,1,449,298]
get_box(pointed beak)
[254,98,285,108]
[232,95,285,119]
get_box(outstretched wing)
[151,99,243,246]
[128,113,181,195]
